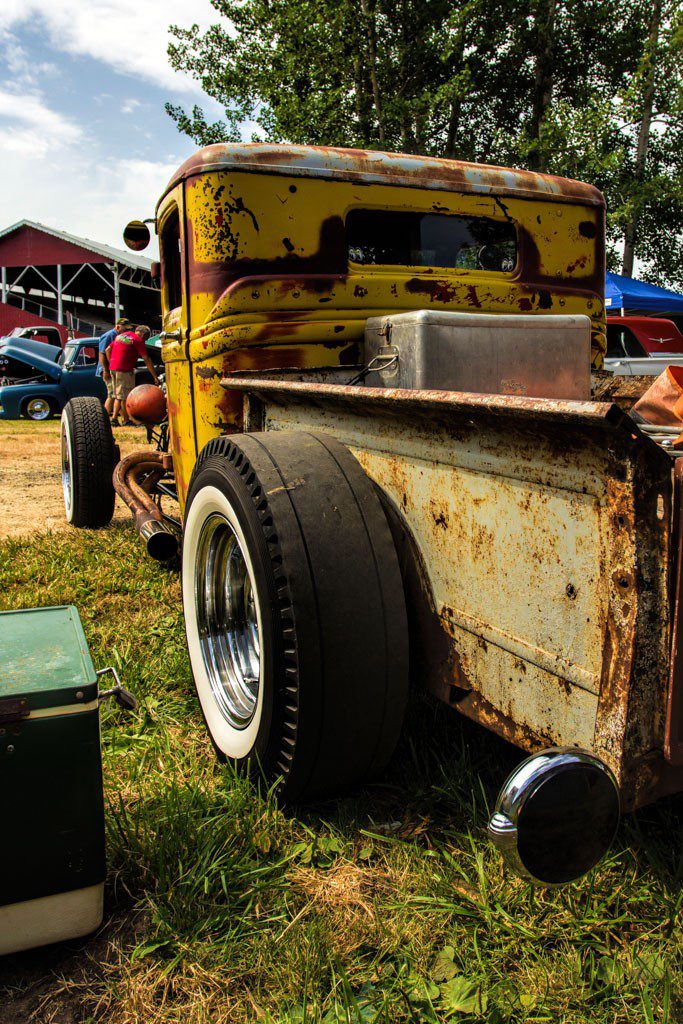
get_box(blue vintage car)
[0,336,163,420]
[0,338,105,420]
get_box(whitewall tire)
[181,431,409,802]
[183,484,266,760]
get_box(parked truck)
[0,337,104,419]
[61,144,678,887]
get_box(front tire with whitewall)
[182,431,409,802]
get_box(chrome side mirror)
[123,219,152,251]
[488,748,620,886]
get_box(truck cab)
[135,143,607,504]
[0,338,105,419]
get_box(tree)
[167,0,683,288]
[616,0,683,283]
[622,0,663,277]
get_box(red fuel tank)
[127,384,167,425]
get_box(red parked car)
[606,316,683,356]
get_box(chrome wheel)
[61,416,73,518]
[26,397,51,420]
[194,512,261,729]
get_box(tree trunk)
[353,54,371,143]
[445,100,462,159]
[621,0,662,277]
[445,23,466,159]
[359,0,385,144]
[528,0,557,171]
[398,0,416,152]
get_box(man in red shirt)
[106,324,160,425]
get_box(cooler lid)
[367,310,591,331]
[0,605,98,711]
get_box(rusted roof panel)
[162,144,605,209]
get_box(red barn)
[0,220,160,343]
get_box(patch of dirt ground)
[0,420,154,538]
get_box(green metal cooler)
[0,606,105,955]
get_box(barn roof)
[0,220,153,271]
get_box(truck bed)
[220,374,683,809]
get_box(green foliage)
[167,0,683,288]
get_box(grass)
[0,522,682,1022]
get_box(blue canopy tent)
[605,272,683,315]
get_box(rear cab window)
[346,209,517,272]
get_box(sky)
[0,0,224,258]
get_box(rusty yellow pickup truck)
[60,144,679,888]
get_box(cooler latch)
[96,667,137,712]
[0,697,29,725]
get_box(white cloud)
[0,88,83,155]
[239,118,267,142]
[0,147,178,257]
[3,43,57,86]
[0,1,216,263]
[0,0,217,94]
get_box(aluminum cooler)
[364,310,591,400]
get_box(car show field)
[0,421,152,538]
[0,419,680,1023]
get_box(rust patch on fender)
[195,365,221,380]
[465,285,481,308]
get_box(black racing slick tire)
[182,431,409,802]
[61,397,116,528]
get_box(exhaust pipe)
[488,748,620,886]
[137,513,179,562]
[113,451,179,562]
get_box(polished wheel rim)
[195,512,260,728]
[27,398,50,420]
[61,420,72,514]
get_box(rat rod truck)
[60,144,680,886]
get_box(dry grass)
[286,861,395,958]
[0,419,149,538]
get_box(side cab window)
[161,205,182,313]
[73,346,97,366]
